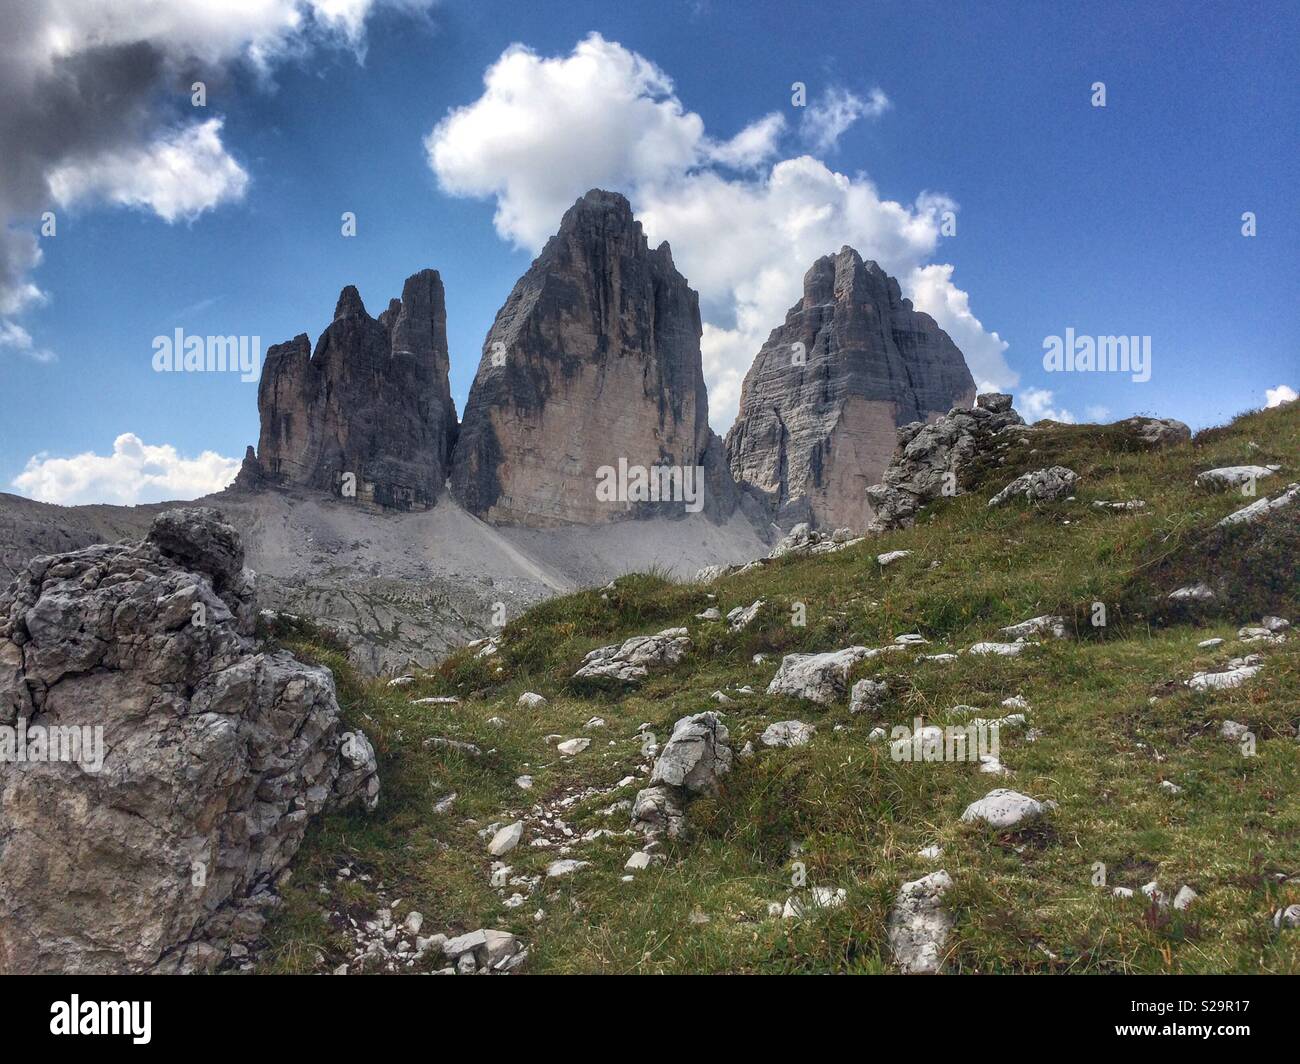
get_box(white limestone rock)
[960,788,1055,829]
[761,720,817,748]
[887,870,953,974]
[766,646,870,704]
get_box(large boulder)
[766,646,870,705]
[725,247,976,531]
[1114,416,1190,448]
[632,711,731,837]
[0,508,379,974]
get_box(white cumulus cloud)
[1016,387,1076,424]
[1265,384,1297,408]
[0,0,432,348]
[425,34,1015,429]
[47,119,249,223]
[11,433,241,507]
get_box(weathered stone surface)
[1189,656,1263,691]
[761,720,817,748]
[999,615,1068,640]
[244,270,457,510]
[649,712,732,795]
[632,711,731,837]
[725,247,976,531]
[452,190,731,526]
[1169,582,1216,602]
[768,522,863,559]
[849,678,887,714]
[727,599,765,631]
[987,466,1079,507]
[0,508,379,974]
[488,821,524,857]
[1196,465,1280,490]
[887,870,953,974]
[1217,482,1300,527]
[766,646,869,704]
[960,788,1055,829]
[1115,416,1191,448]
[866,393,1026,531]
[572,627,691,683]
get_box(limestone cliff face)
[245,270,457,510]
[450,190,725,526]
[724,248,976,531]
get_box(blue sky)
[1,0,1296,504]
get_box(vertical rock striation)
[450,190,729,526]
[244,269,457,510]
[724,248,976,531]
[0,508,379,974]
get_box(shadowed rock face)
[0,508,379,974]
[724,248,976,531]
[451,190,726,526]
[243,269,457,510]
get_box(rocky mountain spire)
[243,269,457,510]
[724,247,976,530]
[450,189,734,525]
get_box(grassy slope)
[261,402,1299,974]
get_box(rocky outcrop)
[0,507,379,974]
[725,247,976,531]
[244,270,457,510]
[451,190,727,526]
[987,466,1079,507]
[766,646,870,705]
[631,711,732,837]
[865,393,1026,531]
[1114,416,1190,448]
[572,627,692,684]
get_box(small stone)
[1173,885,1197,911]
[557,738,591,755]
[1272,904,1300,930]
[488,821,524,856]
[546,859,590,878]
[1169,583,1215,602]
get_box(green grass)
[259,401,1300,974]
